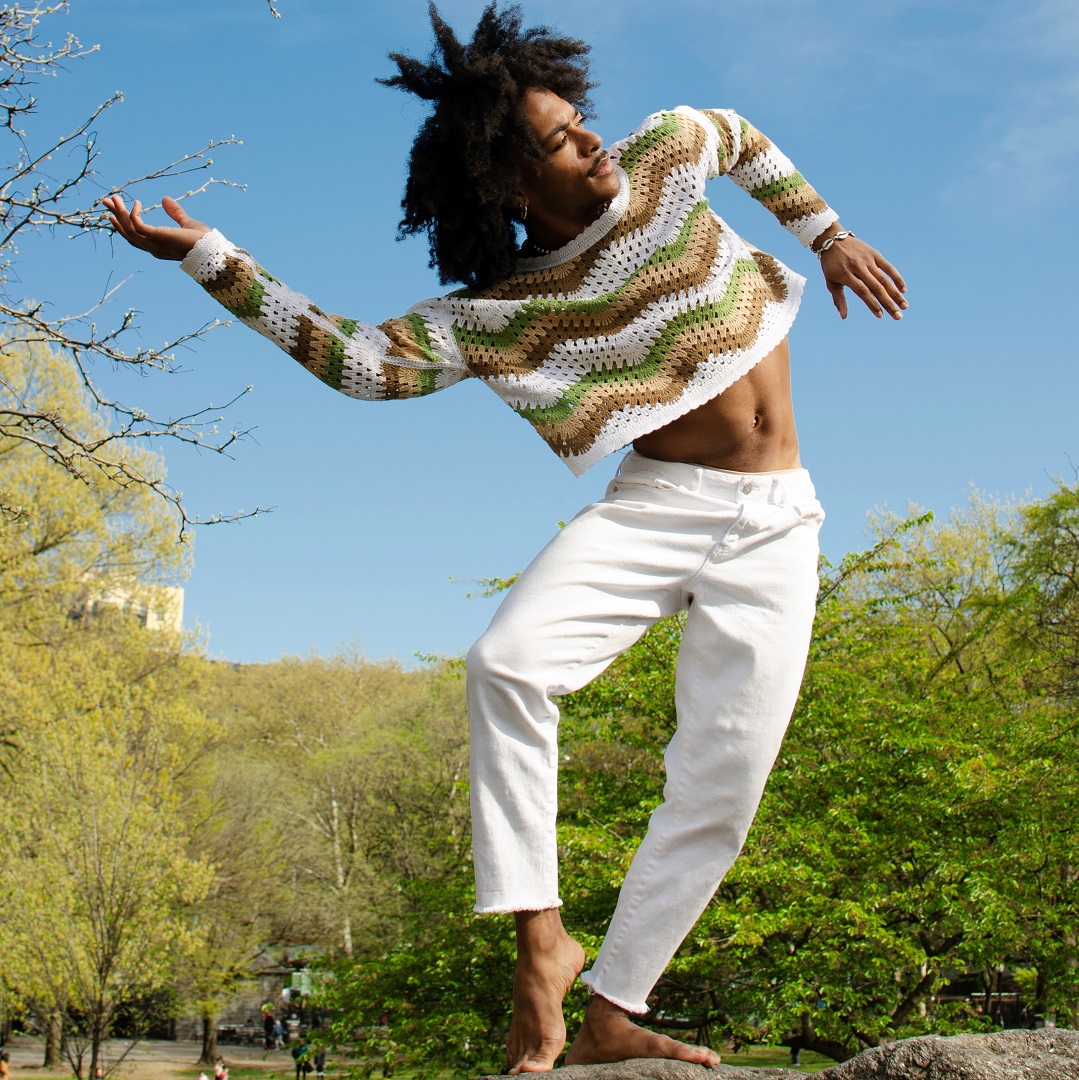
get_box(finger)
[875,255,906,294]
[102,193,129,225]
[162,195,186,226]
[844,275,884,318]
[874,270,907,319]
[827,280,848,320]
[865,266,907,319]
[856,271,903,320]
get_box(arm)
[103,195,471,398]
[691,111,907,321]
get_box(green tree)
[553,495,1077,1060]
[201,652,470,961]
[320,486,1078,1074]
[0,337,190,774]
[0,333,212,1073]
[173,717,291,1066]
[0,619,216,1079]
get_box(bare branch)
[1,2,258,531]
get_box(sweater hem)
[559,269,806,477]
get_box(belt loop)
[770,477,785,504]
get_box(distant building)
[174,947,325,1044]
[73,582,184,633]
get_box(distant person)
[105,3,904,1072]
[291,1036,311,1080]
[0,1050,10,1080]
[263,1011,275,1051]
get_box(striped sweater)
[181,107,838,476]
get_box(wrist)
[815,229,856,260]
[811,222,844,253]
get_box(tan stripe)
[459,210,726,380]
[617,115,710,235]
[289,313,338,384]
[205,255,258,313]
[486,236,610,300]
[757,185,831,227]
[698,110,738,170]
[377,362,425,399]
[381,317,427,362]
[533,270,783,457]
[737,119,773,164]
[752,251,790,303]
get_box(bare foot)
[506,909,586,1074]
[566,994,721,1067]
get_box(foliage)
[0,329,212,1075]
[198,651,471,960]
[0,618,217,1079]
[0,336,189,770]
[554,492,1079,1059]
[319,486,1078,1074]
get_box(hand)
[817,231,907,320]
[102,193,211,261]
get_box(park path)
[2,1037,287,1079]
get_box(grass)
[179,1070,294,1079]
[722,1045,835,1072]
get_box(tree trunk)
[780,1009,858,1064]
[199,1009,218,1065]
[1065,930,1078,1029]
[44,1013,64,1067]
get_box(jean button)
[741,481,754,494]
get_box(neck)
[523,198,613,256]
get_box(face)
[516,88,620,245]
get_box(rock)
[815,1029,1079,1080]
[480,1029,1079,1080]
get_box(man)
[105,4,905,1072]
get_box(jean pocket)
[792,498,826,528]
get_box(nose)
[577,124,602,156]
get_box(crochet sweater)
[181,107,838,476]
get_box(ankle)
[584,994,625,1022]
[514,909,568,957]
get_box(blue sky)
[21,0,1079,663]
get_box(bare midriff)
[632,338,800,473]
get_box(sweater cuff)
[180,228,234,283]
[793,207,841,248]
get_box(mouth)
[589,151,612,178]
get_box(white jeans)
[466,450,824,1014]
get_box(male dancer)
[105,4,905,1072]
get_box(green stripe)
[405,313,443,396]
[321,317,357,390]
[452,200,713,354]
[750,172,807,202]
[227,277,267,320]
[615,112,681,177]
[514,257,761,428]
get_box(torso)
[632,338,799,472]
